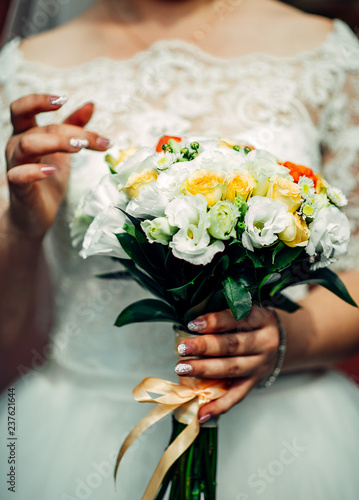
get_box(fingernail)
[49,95,68,106]
[198,414,212,425]
[96,137,111,149]
[41,165,57,175]
[177,343,194,357]
[187,319,207,332]
[70,138,89,149]
[174,363,193,375]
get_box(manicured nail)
[70,138,89,149]
[174,363,193,375]
[49,95,68,106]
[187,319,207,332]
[198,414,212,425]
[177,343,194,357]
[41,165,57,175]
[96,137,112,149]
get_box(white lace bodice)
[1,19,359,381]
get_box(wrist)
[2,207,46,244]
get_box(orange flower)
[156,135,182,152]
[280,161,318,188]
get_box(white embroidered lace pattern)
[0,19,358,380]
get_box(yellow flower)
[124,169,158,199]
[315,173,329,194]
[267,177,302,213]
[225,170,255,202]
[279,213,309,247]
[117,147,139,163]
[182,169,226,206]
[219,138,238,149]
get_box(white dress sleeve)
[319,31,359,271]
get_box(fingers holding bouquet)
[176,306,280,420]
[5,93,111,238]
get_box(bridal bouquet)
[71,135,356,499]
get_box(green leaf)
[271,245,304,271]
[272,242,285,264]
[222,278,252,320]
[123,223,136,238]
[190,255,230,306]
[257,272,281,304]
[185,289,228,324]
[289,268,358,308]
[270,293,301,313]
[115,299,178,327]
[116,258,166,300]
[115,232,163,279]
[246,251,264,269]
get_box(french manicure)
[187,319,207,332]
[49,95,68,106]
[174,363,193,375]
[177,343,194,357]
[96,137,112,149]
[70,138,89,149]
[198,414,212,425]
[41,165,57,175]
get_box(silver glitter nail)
[49,95,68,106]
[70,138,89,149]
[174,363,192,375]
[177,344,187,356]
[187,320,206,332]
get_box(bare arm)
[0,95,111,350]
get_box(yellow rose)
[225,170,255,202]
[182,169,226,206]
[124,169,158,199]
[117,147,139,163]
[315,173,329,194]
[267,178,302,213]
[279,213,309,247]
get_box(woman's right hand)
[5,93,111,240]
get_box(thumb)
[63,102,95,127]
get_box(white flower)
[165,194,225,265]
[208,200,240,240]
[245,149,292,196]
[149,151,183,171]
[306,205,350,268]
[80,207,128,259]
[242,196,290,251]
[126,183,171,218]
[327,186,348,208]
[70,174,128,248]
[315,192,330,211]
[298,176,315,199]
[141,217,177,245]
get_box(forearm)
[280,270,359,372]
[0,208,49,346]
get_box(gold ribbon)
[114,377,228,500]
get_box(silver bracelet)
[258,308,287,389]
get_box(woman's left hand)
[175,306,280,423]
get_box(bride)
[1,0,359,498]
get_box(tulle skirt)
[1,360,359,500]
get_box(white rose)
[126,183,171,218]
[306,205,350,267]
[70,174,128,248]
[245,149,292,196]
[242,196,290,251]
[80,207,128,259]
[208,200,240,240]
[166,194,224,265]
[112,147,154,187]
[141,217,177,245]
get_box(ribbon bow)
[114,377,228,500]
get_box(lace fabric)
[0,19,359,377]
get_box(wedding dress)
[1,18,359,500]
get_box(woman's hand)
[176,306,280,423]
[5,93,111,239]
